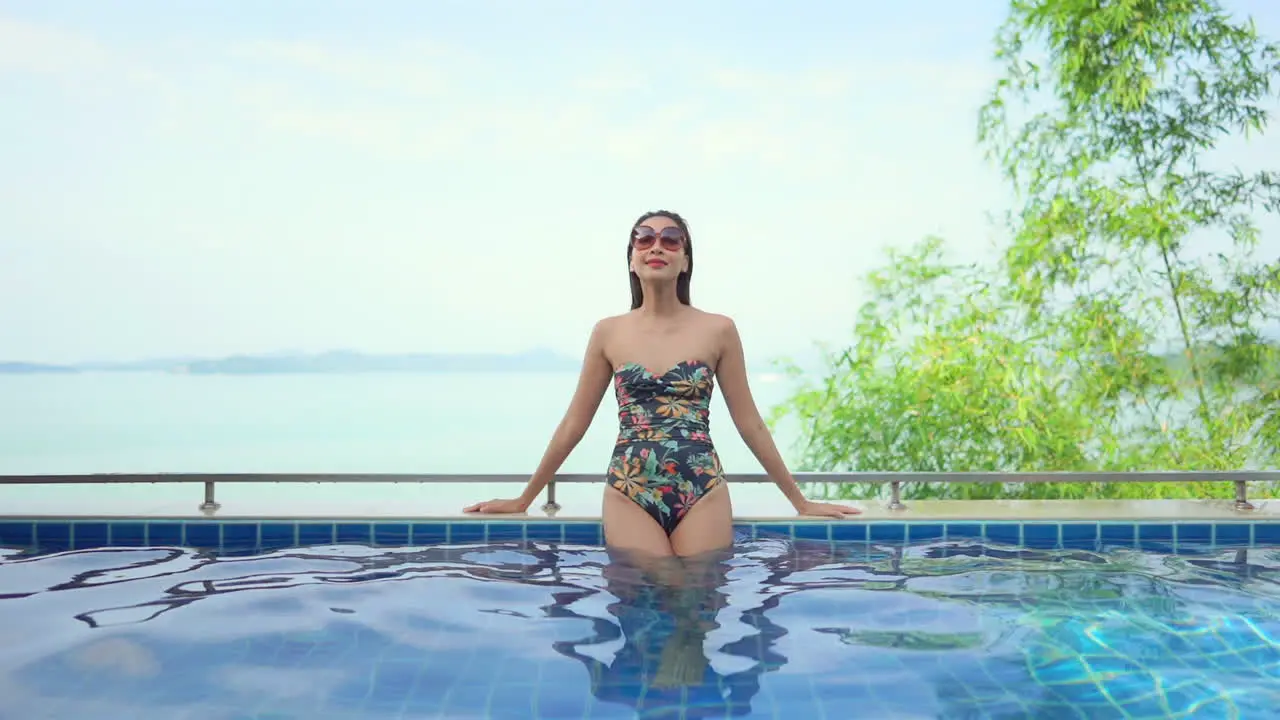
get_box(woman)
[464,210,861,557]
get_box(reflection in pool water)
[2,537,1280,718]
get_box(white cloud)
[0,11,1013,361]
[0,16,168,97]
[208,36,997,175]
[228,39,454,98]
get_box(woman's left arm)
[714,316,861,518]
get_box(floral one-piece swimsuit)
[608,359,727,535]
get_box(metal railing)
[1,471,1274,515]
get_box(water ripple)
[2,538,1280,719]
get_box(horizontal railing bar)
[0,471,1277,485]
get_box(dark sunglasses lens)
[659,227,684,249]
[632,228,657,247]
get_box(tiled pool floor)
[5,535,1280,718]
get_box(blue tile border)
[0,518,1273,554]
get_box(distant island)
[0,349,581,375]
[4,343,1274,377]
[0,362,80,374]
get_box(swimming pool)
[3,520,1280,719]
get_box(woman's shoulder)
[585,312,631,345]
[690,308,737,332]
[592,308,737,330]
[592,312,632,330]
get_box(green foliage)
[772,0,1280,502]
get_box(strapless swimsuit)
[608,359,727,535]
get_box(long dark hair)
[627,210,693,310]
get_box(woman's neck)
[638,283,684,317]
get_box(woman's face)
[629,216,688,280]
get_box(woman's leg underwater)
[602,486,676,558]
[669,483,734,558]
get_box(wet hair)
[627,210,693,310]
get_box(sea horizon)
[0,371,807,478]
[0,346,818,377]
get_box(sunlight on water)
[3,539,1280,719]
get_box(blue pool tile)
[946,523,983,541]
[831,523,867,542]
[908,523,944,543]
[148,522,183,547]
[869,523,906,544]
[1176,523,1212,547]
[1061,523,1098,549]
[72,522,108,550]
[536,684,589,720]
[985,523,1021,546]
[37,522,72,552]
[1139,524,1174,542]
[1100,524,1134,546]
[19,518,1280,556]
[1138,523,1175,551]
[110,522,146,546]
[219,545,262,558]
[443,685,493,716]
[525,523,563,543]
[366,660,420,705]
[821,698,884,719]
[1254,523,1280,545]
[486,522,525,542]
[184,523,220,550]
[412,523,448,544]
[222,523,258,551]
[562,523,600,546]
[1022,523,1059,549]
[1214,523,1251,547]
[298,523,335,546]
[336,523,372,545]
[374,523,410,546]
[450,523,485,544]
[794,523,831,541]
[488,685,536,719]
[328,679,380,709]
[401,684,449,717]
[261,523,296,550]
[0,521,33,548]
[754,523,793,539]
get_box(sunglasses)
[632,226,686,252]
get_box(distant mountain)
[174,349,578,374]
[0,350,581,375]
[0,362,78,374]
[7,340,1274,377]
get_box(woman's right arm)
[463,319,615,513]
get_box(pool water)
[2,537,1280,719]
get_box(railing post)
[1235,480,1255,512]
[199,481,221,513]
[888,480,906,511]
[541,478,561,514]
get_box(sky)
[1,0,1277,366]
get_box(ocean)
[0,372,805,478]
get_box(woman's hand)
[795,500,862,518]
[463,497,530,514]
